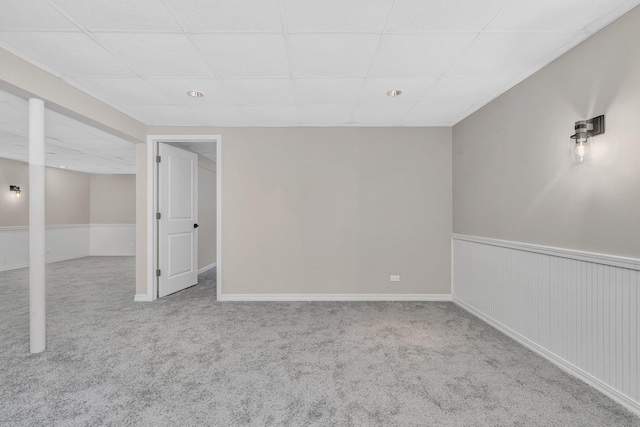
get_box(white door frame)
[146,134,221,301]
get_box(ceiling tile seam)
[33,4,181,129]
[0,29,84,33]
[159,0,202,37]
[0,40,66,79]
[6,29,590,36]
[53,77,152,125]
[348,0,399,124]
[278,0,301,126]
[44,0,143,81]
[582,0,640,32]
[158,0,253,127]
[64,76,174,107]
[400,0,516,126]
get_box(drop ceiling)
[0,0,638,127]
[0,90,136,174]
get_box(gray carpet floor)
[0,257,638,426]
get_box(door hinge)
[156,212,161,220]
[156,269,161,277]
[156,155,161,163]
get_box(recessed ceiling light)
[187,90,205,98]
[57,165,67,169]
[387,90,402,97]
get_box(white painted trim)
[198,262,216,274]
[146,134,221,302]
[452,233,640,271]
[134,293,153,302]
[0,226,28,231]
[146,137,155,302]
[0,224,91,231]
[216,137,222,300]
[453,296,640,417]
[218,294,452,302]
[50,224,89,229]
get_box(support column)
[29,98,45,354]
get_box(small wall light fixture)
[570,115,605,164]
[10,185,21,199]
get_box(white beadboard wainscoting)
[90,224,135,256]
[0,224,135,271]
[452,234,640,416]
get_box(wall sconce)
[570,115,605,164]
[10,185,21,199]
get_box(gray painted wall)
[149,127,452,296]
[90,174,136,224]
[0,157,135,227]
[452,5,640,258]
[198,162,216,269]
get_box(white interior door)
[158,143,198,297]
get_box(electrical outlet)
[390,275,400,282]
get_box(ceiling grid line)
[158,0,253,126]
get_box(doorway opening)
[146,135,220,301]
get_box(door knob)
[194,224,199,228]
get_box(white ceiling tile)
[0,90,29,106]
[241,106,299,126]
[0,100,28,129]
[51,0,182,31]
[146,78,235,105]
[294,79,364,105]
[297,105,354,126]
[118,105,199,126]
[586,0,640,31]
[0,32,135,77]
[370,33,477,77]
[70,77,171,105]
[0,0,76,30]
[359,78,438,105]
[488,0,630,32]
[419,76,511,105]
[352,105,413,125]
[446,32,581,76]
[94,33,212,77]
[180,106,249,126]
[0,128,23,139]
[387,0,510,32]
[402,104,474,125]
[289,34,380,77]
[0,89,135,173]
[192,34,290,78]
[221,79,296,106]
[163,0,282,32]
[1,1,633,128]
[281,0,394,32]
[46,123,105,143]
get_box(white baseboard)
[134,294,153,302]
[453,296,640,418]
[218,293,452,302]
[198,262,216,274]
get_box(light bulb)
[574,141,588,161]
[571,134,591,164]
[15,190,20,199]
